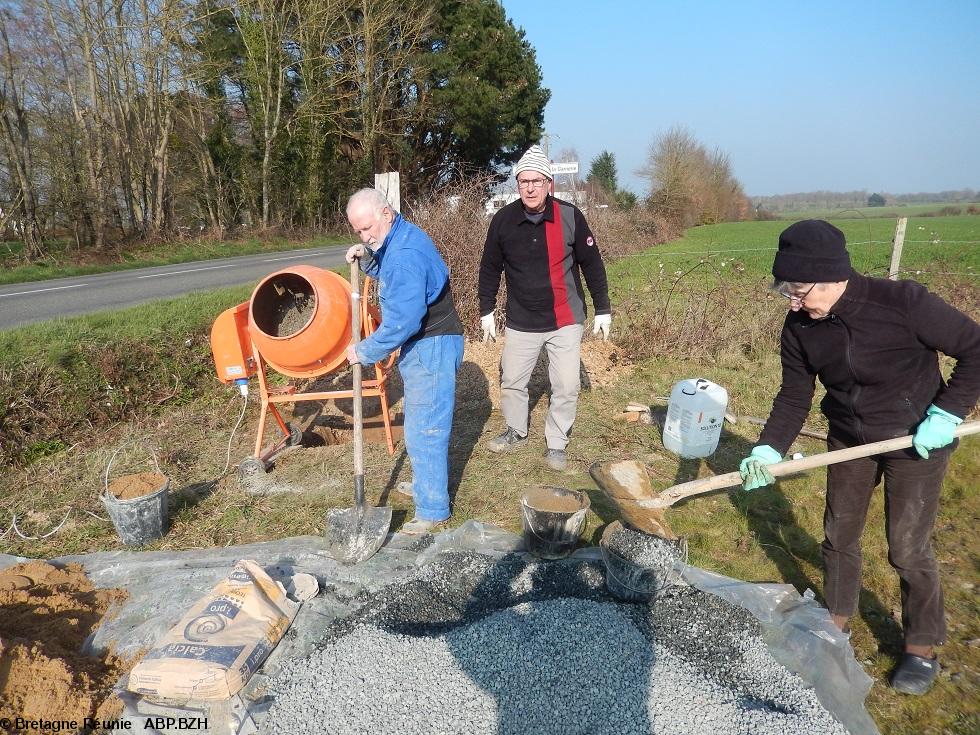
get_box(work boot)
[395,481,413,499]
[543,448,567,471]
[487,427,527,453]
[401,516,444,536]
[890,653,940,695]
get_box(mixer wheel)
[238,456,266,480]
[287,423,304,447]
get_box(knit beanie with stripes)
[513,145,552,180]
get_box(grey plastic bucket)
[520,486,590,560]
[101,477,170,546]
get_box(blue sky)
[498,1,980,198]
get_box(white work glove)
[480,313,496,343]
[345,244,366,263]
[592,313,611,340]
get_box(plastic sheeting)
[1,521,879,735]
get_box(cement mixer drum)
[248,265,353,378]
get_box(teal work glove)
[738,445,782,491]
[912,404,961,459]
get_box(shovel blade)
[324,504,392,565]
[589,459,677,540]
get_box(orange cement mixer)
[210,264,395,468]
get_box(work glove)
[592,313,611,340]
[738,445,782,491]
[345,244,366,263]
[480,312,496,343]
[912,404,961,459]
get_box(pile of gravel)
[261,552,848,735]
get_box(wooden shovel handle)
[658,421,980,506]
[350,259,364,495]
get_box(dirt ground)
[0,561,130,727]
[462,336,632,409]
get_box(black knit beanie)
[772,219,852,283]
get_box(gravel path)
[261,552,849,735]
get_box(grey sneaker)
[890,653,940,695]
[401,516,445,536]
[543,448,567,471]
[395,481,414,499]
[487,427,528,453]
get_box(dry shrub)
[0,337,217,469]
[406,175,498,338]
[588,206,680,259]
[0,362,70,467]
[927,278,980,322]
[614,263,784,362]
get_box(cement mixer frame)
[249,322,396,462]
[211,265,396,469]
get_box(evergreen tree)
[407,0,550,192]
[587,150,618,194]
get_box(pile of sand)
[0,561,130,725]
[107,472,167,500]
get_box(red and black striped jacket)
[479,196,610,332]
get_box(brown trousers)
[822,435,954,647]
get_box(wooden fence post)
[888,217,908,280]
[374,172,400,213]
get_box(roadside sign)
[551,162,579,174]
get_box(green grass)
[0,233,351,285]
[777,203,979,219]
[611,215,980,291]
[0,285,253,365]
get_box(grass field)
[629,215,980,281]
[0,215,977,735]
[778,203,979,220]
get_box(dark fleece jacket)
[759,271,980,455]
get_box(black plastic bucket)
[520,486,590,560]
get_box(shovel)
[591,421,980,540]
[324,258,393,564]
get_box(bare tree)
[0,11,45,259]
[336,0,432,173]
[639,125,748,227]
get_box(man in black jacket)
[739,219,980,696]
[478,145,611,471]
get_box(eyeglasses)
[517,178,548,190]
[778,283,816,306]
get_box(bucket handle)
[520,502,589,547]
[104,443,163,498]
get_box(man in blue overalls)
[345,188,464,534]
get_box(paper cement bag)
[127,559,302,700]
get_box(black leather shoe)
[890,653,940,695]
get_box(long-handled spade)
[591,421,980,541]
[324,257,392,564]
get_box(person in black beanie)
[739,219,980,695]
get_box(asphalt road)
[0,245,351,330]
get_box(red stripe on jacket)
[545,200,575,328]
